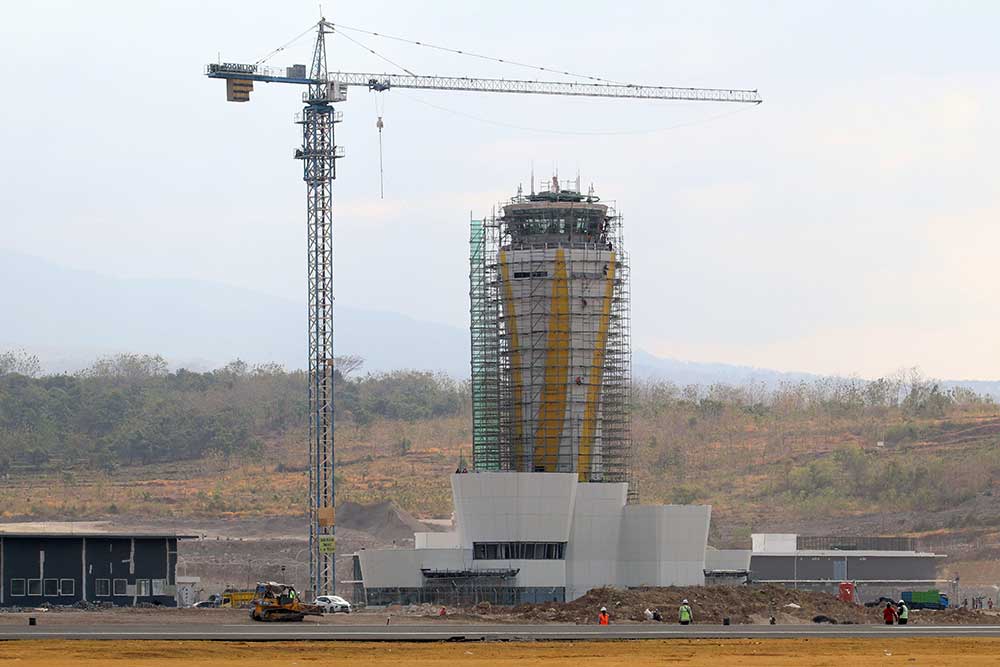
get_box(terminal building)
[355,472,711,605]
[0,530,194,607]
[353,179,714,606]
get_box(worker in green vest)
[897,599,909,625]
[678,599,693,625]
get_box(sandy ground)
[3,639,1000,666]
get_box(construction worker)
[678,599,693,625]
[883,602,897,625]
[897,599,909,625]
[598,607,610,625]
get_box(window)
[152,579,165,596]
[137,579,151,597]
[9,579,25,597]
[60,579,75,596]
[44,579,59,596]
[473,542,567,560]
[113,579,127,596]
[95,579,110,597]
[27,579,41,596]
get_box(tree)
[0,349,41,377]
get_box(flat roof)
[752,550,945,558]
[0,531,198,539]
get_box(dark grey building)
[749,533,947,599]
[0,531,194,607]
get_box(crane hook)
[376,116,385,199]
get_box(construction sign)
[318,536,336,554]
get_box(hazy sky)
[2,1,997,379]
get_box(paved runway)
[4,623,1000,641]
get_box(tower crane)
[204,19,761,600]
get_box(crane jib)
[204,64,762,104]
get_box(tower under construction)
[470,177,633,497]
[354,175,712,605]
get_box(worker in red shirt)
[883,602,897,625]
[598,607,609,625]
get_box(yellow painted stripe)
[579,252,616,481]
[534,248,570,472]
[499,251,524,467]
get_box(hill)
[3,359,999,579]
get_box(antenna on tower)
[530,162,535,196]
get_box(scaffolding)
[469,215,506,471]
[469,182,633,498]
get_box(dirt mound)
[480,586,1000,626]
[485,586,882,625]
[337,500,431,543]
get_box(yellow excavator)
[248,582,324,622]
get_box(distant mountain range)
[0,250,467,376]
[3,249,999,397]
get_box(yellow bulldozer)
[248,582,324,622]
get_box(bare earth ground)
[0,602,996,627]
[4,639,1000,666]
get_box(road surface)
[3,623,1000,641]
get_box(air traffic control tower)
[470,177,632,493]
[354,178,711,606]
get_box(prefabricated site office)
[0,531,195,607]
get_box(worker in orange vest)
[598,606,610,625]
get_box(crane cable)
[374,92,386,199]
[333,28,418,76]
[333,29,756,138]
[333,29,406,199]
[329,22,630,86]
[254,23,317,66]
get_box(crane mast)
[204,19,761,599]
[299,21,338,600]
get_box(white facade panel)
[705,548,752,571]
[415,532,461,549]
[453,473,575,546]
[359,473,714,602]
[620,504,711,588]
[566,482,628,599]
[752,533,797,553]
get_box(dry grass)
[5,411,1000,537]
[4,639,1000,666]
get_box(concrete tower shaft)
[470,180,632,496]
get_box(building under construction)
[353,178,712,606]
[470,178,632,496]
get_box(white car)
[313,595,352,613]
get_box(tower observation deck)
[470,178,633,498]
